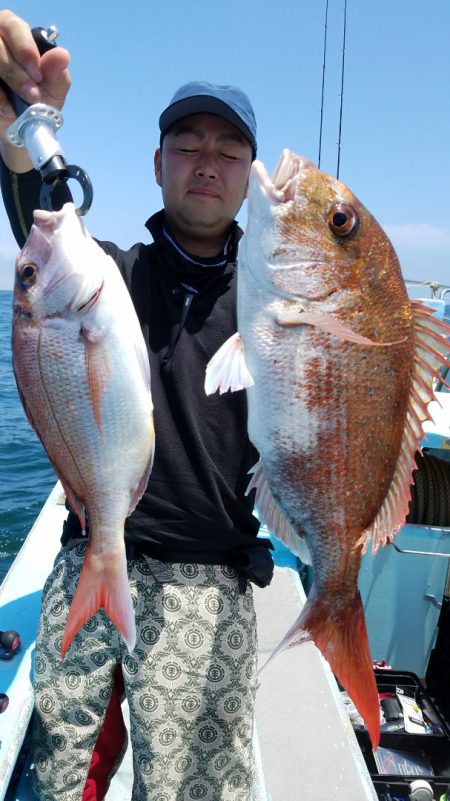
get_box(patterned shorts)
[31,543,259,801]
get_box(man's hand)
[0,9,71,172]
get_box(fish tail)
[268,587,380,750]
[61,542,136,659]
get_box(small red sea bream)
[205,151,450,749]
[12,202,154,658]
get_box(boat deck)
[0,486,377,800]
[100,542,377,801]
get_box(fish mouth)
[33,204,73,234]
[252,150,314,203]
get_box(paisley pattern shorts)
[31,543,259,801]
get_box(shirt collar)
[145,209,243,265]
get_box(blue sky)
[1,0,449,291]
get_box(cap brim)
[159,95,256,154]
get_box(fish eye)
[19,262,38,285]
[327,203,359,237]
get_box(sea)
[0,290,56,582]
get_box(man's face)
[154,114,253,252]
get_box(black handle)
[0,629,20,651]
[1,24,93,215]
[0,25,58,116]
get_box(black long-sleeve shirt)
[1,161,266,566]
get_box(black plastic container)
[427,595,450,723]
[356,669,450,799]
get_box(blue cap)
[159,81,257,156]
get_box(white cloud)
[0,243,18,256]
[0,250,16,291]
[384,223,450,287]
[385,223,450,251]
[0,205,20,290]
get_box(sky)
[0,0,449,293]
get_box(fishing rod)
[317,0,348,177]
[317,0,329,169]
[336,0,347,179]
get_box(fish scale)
[206,150,450,749]
[12,203,155,658]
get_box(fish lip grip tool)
[2,25,93,215]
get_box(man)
[0,10,273,801]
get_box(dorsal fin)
[357,300,450,554]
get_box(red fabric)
[82,667,127,801]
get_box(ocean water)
[0,290,56,581]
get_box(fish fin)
[135,338,152,392]
[82,336,112,432]
[247,460,312,564]
[61,541,135,658]
[128,337,154,512]
[276,310,407,347]
[13,381,39,435]
[129,427,155,513]
[127,338,154,513]
[13,371,88,529]
[205,332,254,395]
[16,224,52,267]
[265,586,380,750]
[59,481,86,530]
[358,300,450,554]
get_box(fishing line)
[318,0,329,169]
[336,0,347,179]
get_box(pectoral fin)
[205,332,254,395]
[81,333,112,433]
[276,310,407,347]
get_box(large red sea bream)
[206,151,450,749]
[12,202,154,658]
